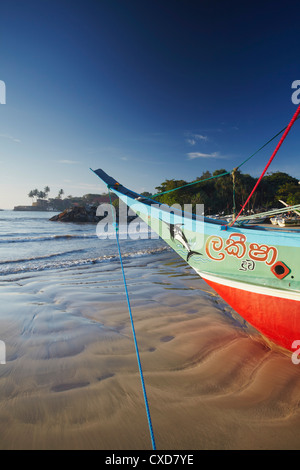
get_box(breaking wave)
[0,234,98,244]
[0,245,170,276]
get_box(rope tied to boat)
[107,188,156,451]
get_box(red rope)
[229,104,300,226]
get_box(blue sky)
[0,0,299,209]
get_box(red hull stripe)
[199,272,300,352]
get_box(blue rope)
[108,189,156,450]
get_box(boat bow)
[93,168,300,352]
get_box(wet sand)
[0,252,300,450]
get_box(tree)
[262,172,299,208]
[58,189,64,199]
[32,189,39,202]
[38,191,46,200]
[153,169,299,216]
[198,170,212,181]
[276,182,300,206]
[155,179,189,206]
[264,171,298,187]
[44,186,50,198]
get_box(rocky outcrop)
[49,205,101,223]
[49,204,138,223]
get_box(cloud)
[74,182,105,191]
[56,181,105,193]
[0,133,21,143]
[58,159,79,164]
[194,134,208,141]
[186,138,196,145]
[187,151,222,160]
[185,133,208,145]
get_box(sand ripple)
[0,255,299,449]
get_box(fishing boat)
[271,216,280,225]
[276,200,300,227]
[92,106,300,353]
[93,168,300,352]
[277,216,300,227]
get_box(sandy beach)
[0,250,299,450]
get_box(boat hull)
[199,272,300,352]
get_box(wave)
[0,249,85,265]
[0,228,157,244]
[0,216,54,222]
[0,246,171,276]
[0,234,98,244]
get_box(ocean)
[1,210,300,450]
[0,210,168,277]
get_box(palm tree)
[38,191,46,200]
[32,189,39,202]
[44,186,50,199]
[58,189,64,199]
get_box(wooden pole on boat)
[229,104,300,227]
[279,199,300,216]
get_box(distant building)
[32,199,49,208]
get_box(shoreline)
[0,252,300,449]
